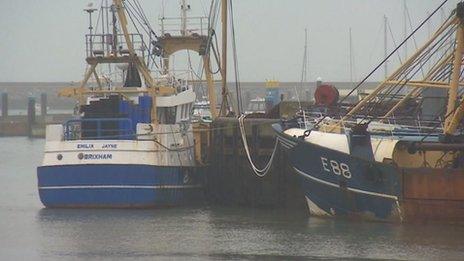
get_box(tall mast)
[403,0,408,61]
[300,28,308,93]
[220,0,229,116]
[349,27,353,85]
[111,4,118,56]
[384,15,388,79]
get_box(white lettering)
[321,157,330,172]
[340,163,352,178]
[320,157,352,179]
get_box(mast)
[300,28,308,97]
[349,27,353,85]
[220,0,229,116]
[180,0,190,36]
[384,15,388,79]
[111,4,118,56]
[302,29,308,85]
[403,0,408,61]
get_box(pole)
[111,4,118,56]
[349,27,353,85]
[384,15,388,79]
[84,7,97,56]
[301,28,308,89]
[181,0,188,36]
[403,0,408,61]
[220,0,229,116]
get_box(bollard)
[27,97,36,137]
[40,93,47,117]
[1,93,7,119]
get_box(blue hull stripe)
[293,167,398,200]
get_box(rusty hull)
[400,168,464,223]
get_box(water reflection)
[35,207,464,260]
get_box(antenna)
[180,0,191,36]
[84,4,98,55]
[84,4,98,35]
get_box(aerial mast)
[84,5,98,57]
[180,0,190,36]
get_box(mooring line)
[238,115,279,178]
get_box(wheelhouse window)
[157,107,177,124]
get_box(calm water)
[1,137,464,260]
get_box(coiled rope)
[238,114,279,178]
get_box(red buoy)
[314,84,339,106]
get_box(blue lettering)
[83,154,113,160]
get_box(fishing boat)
[274,2,464,222]
[36,0,218,208]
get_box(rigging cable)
[229,0,243,113]
[313,0,449,130]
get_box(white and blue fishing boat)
[37,0,217,208]
[275,2,464,222]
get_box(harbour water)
[1,137,464,260]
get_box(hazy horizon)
[0,0,459,83]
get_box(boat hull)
[37,164,204,208]
[274,123,464,223]
[274,124,402,221]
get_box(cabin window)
[157,107,177,124]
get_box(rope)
[238,115,279,178]
[229,0,243,114]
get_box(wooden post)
[40,93,47,117]
[1,93,7,119]
[27,97,36,137]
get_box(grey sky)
[0,0,459,82]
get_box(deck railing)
[159,16,208,36]
[64,118,134,140]
[85,33,146,58]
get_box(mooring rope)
[238,114,279,178]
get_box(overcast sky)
[0,0,459,82]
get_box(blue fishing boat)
[37,0,217,208]
[275,2,464,222]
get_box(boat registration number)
[321,157,352,179]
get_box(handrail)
[64,118,134,141]
[85,33,145,58]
